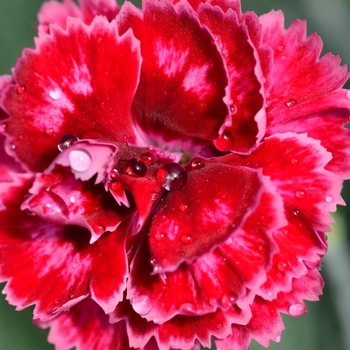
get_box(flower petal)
[118,0,229,142]
[1,16,141,172]
[127,176,283,323]
[198,3,265,153]
[0,174,129,318]
[149,160,263,272]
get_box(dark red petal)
[112,299,247,350]
[0,175,129,318]
[198,3,265,153]
[22,146,129,243]
[149,160,263,272]
[118,0,228,141]
[227,132,344,232]
[2,16,141,172]
[127,177,283,323]
[37,298,135,350]
[171,0,242,14]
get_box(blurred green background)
[1,0,350,349]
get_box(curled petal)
[149,160,263,272]
[118,0,229,142]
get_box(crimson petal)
[118,0,228,141]
[1,16,141,172]
[149,160,263,272]
[0,175,129,318]
[198,3,265,153]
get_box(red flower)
[0,0,349,349]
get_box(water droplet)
[17,85,26,94]
[179,203,188,212]
[57,134,78,152]
[45,128,54,136]
[49,87,62,100]
[216,323,223,329]
[17,134,24,140]
[214,130,234,152]
[191,158,205,170]
[97,37,103,44]
[346,90,350,100]
[291,158,298,165]
[179,302,197,315]
[281,55,286,60]
[180,234,193,244]
[267,291,273,297]
[141,151,157,165]
[64,308,70,313]
[295,190,305,199]
[149,257,157,265]
[11,143,16,150]
[93,223,106,235]
[154,232,166,242]
[122,158,148,177]
[265,100,271,108]
[285,99,296,107]
[220,295,236,308]
[156,163,187,191]
[228,100,237,114]
[153,318,160,324]
[325,195,333,203]
[131,295,152,316]
[275,334,282,343]
[151,192,158,201]
[221,48,228,57]
[69,196,76,203]
[293,209,300,216]
[110,168,119,181]
[288,303,307,317]
[209,297,218,307]
[277,260,288,272]
[69,149,92,172]
[276,44,284,52]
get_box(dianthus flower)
[0,0,349,349]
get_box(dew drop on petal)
[285,99,296,107]
[153,318,160,324]
[69,149,92,172]
[49,87,63,100]
[291,158,298,165]
[45,128,54,136]
[295,190,306,199]
[179,302,197,315]
[110,168,119,181]
[57,134,79,152]
[141,151,157,165]
[11,143,16,150]
[25,209,36,217]
[69,196,76,203]
[191,158,205,170]
[156,163,187,191]
[293,209,300,216]
[325,195,333,203]
[179,203,188,212]
[216,323,223,330]
[288,303,307,317]
[277,260,288,272]
[275,334,282,343]
[346,90,350,100]
[17,85,26,94]
[180,234,193,244]
[93,223,106,235]
[277,44,284,52]
[132,295,152,316]
[214,130,235,152]
[209,297,218,307]
[122,158,148,177]
[267,291,273,297]
[154,232,166,242]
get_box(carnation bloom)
[0,0,350,349]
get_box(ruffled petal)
[198,3,265,153]
[260,11,350,178]
[149,159,263,272]
[118,0,229,142]
[226,132,344,232]
[127,176,283,323]
[1,16,141,172]
[0,174,129,318]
